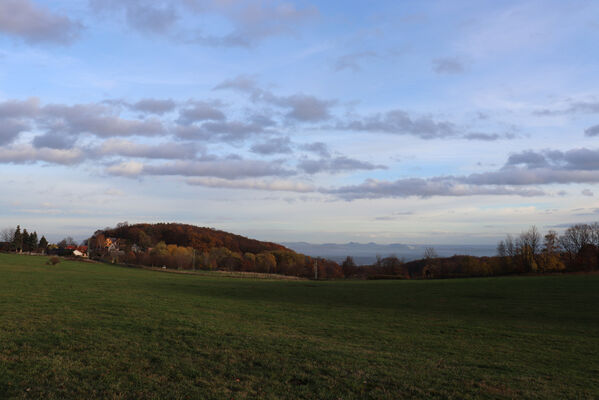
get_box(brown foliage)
[47,256,60,265]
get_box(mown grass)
[0,253,598,399]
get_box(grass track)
[1,253,598,399]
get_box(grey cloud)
[300,142,330,157]
[173,125,208,140]
[214,75,335,122]
[32,132,74,149]
[432,57,465,74]
[506,150,549,168]
[177,101,226,124]
[502,148,599,172]
[535,100,599,116]
[98,139,199,159]
[547,148,599,170]
[463,168,599,186]
[184,1,317,47]
[582,189,594,197]
[463,133,499,141]
[334,51,377,72]
[41,103,165,137]
[249,114,276,128]
[0,119,30,145]
[0,98,40,118]
[326,147,599,200]
[585,125,599,137]
[338,109,456,139]
[374,211,414,221]
[131,98,176,114]
[186,177,315,193]
[126,3,177,34]
[0,0,82,44]
[0,145,83,165]
[251,137,293,155]
[328,178,545,200]
[90,0,177,35]
[1,98,169,144]
[278,94,334,122]
[462,132,515,141]
[213,74,260,95]
[298,156,386,174]
[110,159,294,179]
[200,121,260,140]
[569,101,599,114]
[93,0,316,47]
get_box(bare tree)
[519,226,541,258]
[590,222,599,247]
[0,227,14,242]
[504,234,515,257]
[497,240,507,257]
[58,237,78,248]
[423,247,438,259]
[560,224,591,258]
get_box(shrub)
[47,256,60,265]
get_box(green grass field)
[1,253,598,399]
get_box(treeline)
[0,225,48,253]
[496,224,599,273]
[346,223,599,280]
[14,221,596,280]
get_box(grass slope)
[1,253,598,399]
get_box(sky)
[1,0,599,244]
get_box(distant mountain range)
[282,242,497,265]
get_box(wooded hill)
[96,222,288,254]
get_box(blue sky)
[1,0,599,244]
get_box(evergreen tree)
[12,225,22,252]
[29,231,38,252]
[38,236,49,253]
[22,229,30,252]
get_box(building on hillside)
[105,238,119,252]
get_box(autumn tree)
[341,256,356,277]
[541,230,564,271]
[256,252,276,273]
[516,226,541,272]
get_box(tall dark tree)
[22,229,31,252]
[38,236,48,253]
[13,225,22,252]
[29,231,38,252]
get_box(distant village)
[0,225,116,259]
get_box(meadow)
[0,253,598,399]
